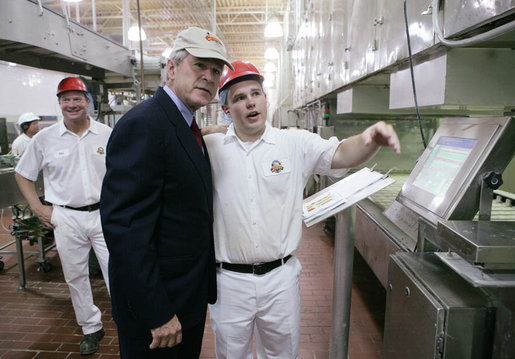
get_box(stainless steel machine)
[0,161,52,288]
[383,252,495,359]
[354,117,515,358]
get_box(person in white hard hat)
[10,112,41,157]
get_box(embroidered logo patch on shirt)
[96,147,105,155]
[263,158,290,177]
[270,160,284,173]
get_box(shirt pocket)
[261,157,291,194]
[89,145,107,171]
[262,157,291,177]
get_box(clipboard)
[302,167,395,227]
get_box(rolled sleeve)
[15,138,42,181]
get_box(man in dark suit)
[100,27,233,358]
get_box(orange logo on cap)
[205,33,222,45]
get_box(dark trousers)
[118,319,206,359]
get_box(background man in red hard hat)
[15,77,112,355]
[10,112,41,157]
[100,27,233,358]
[204,60,401,358]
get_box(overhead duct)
[389,48,515,116]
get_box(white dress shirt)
[16,118,112,207]
[204,122,346,264]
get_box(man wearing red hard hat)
[204,60,401,358]
[15,77,112,355]
[10,112,41,157]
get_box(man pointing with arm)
[204,61,400,358]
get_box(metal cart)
[0,204,55,290]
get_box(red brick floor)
[0,213,385,358]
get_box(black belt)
[59,202,100,212]
[216,255,292,275]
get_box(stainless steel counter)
[0,169,44,210]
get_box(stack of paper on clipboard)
[302,167,395,227]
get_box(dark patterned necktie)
[191,116,203,150]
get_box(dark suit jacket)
[100,87,216,335]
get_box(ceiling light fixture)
[264,0,283,39]
[63,0,83,2]
[263,78,275,88]
[265,47,279,60]
[264,18,283,38]
[264,62,277,73]
[128,25,147,41]
[161,47,173,58]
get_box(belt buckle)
[252,263,267,275]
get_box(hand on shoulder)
[201,124,229,136]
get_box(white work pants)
[51,206,110,335]
[209,256,301,358]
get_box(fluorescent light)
[63,0,83,2]
[264,62,276,73]
[128,25,147,41]
[264,47,279,60]
[161,47,173,58]
[264,18,283,38]
[263,78,275,88]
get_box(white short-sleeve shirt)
[11,133,32,157]
[204,123,347,264]
[15,118,112,207]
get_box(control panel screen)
[413,137,477,196]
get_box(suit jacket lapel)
[154,88,212,204]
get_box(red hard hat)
[218,61,264,92]
[56,77,88,96]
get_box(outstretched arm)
[331,121,401,169]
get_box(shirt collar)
[58,116,97,136]
[163,85,194,126]
[224,122,276,145]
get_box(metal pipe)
[36,0,43,16]
[92,0,97,31]
[122,0,130,47]
[432,0,515,48]
[60,0,70,28]
[212,0,216,33]
[136,0,145,100]
[14,236,26,290]
[75,2,79,23]
[330,209,354,359]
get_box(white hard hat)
[18,112,40,126]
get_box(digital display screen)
[413,137,477,196]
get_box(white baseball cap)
[18,112,41,126]
[171,27,234,70]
